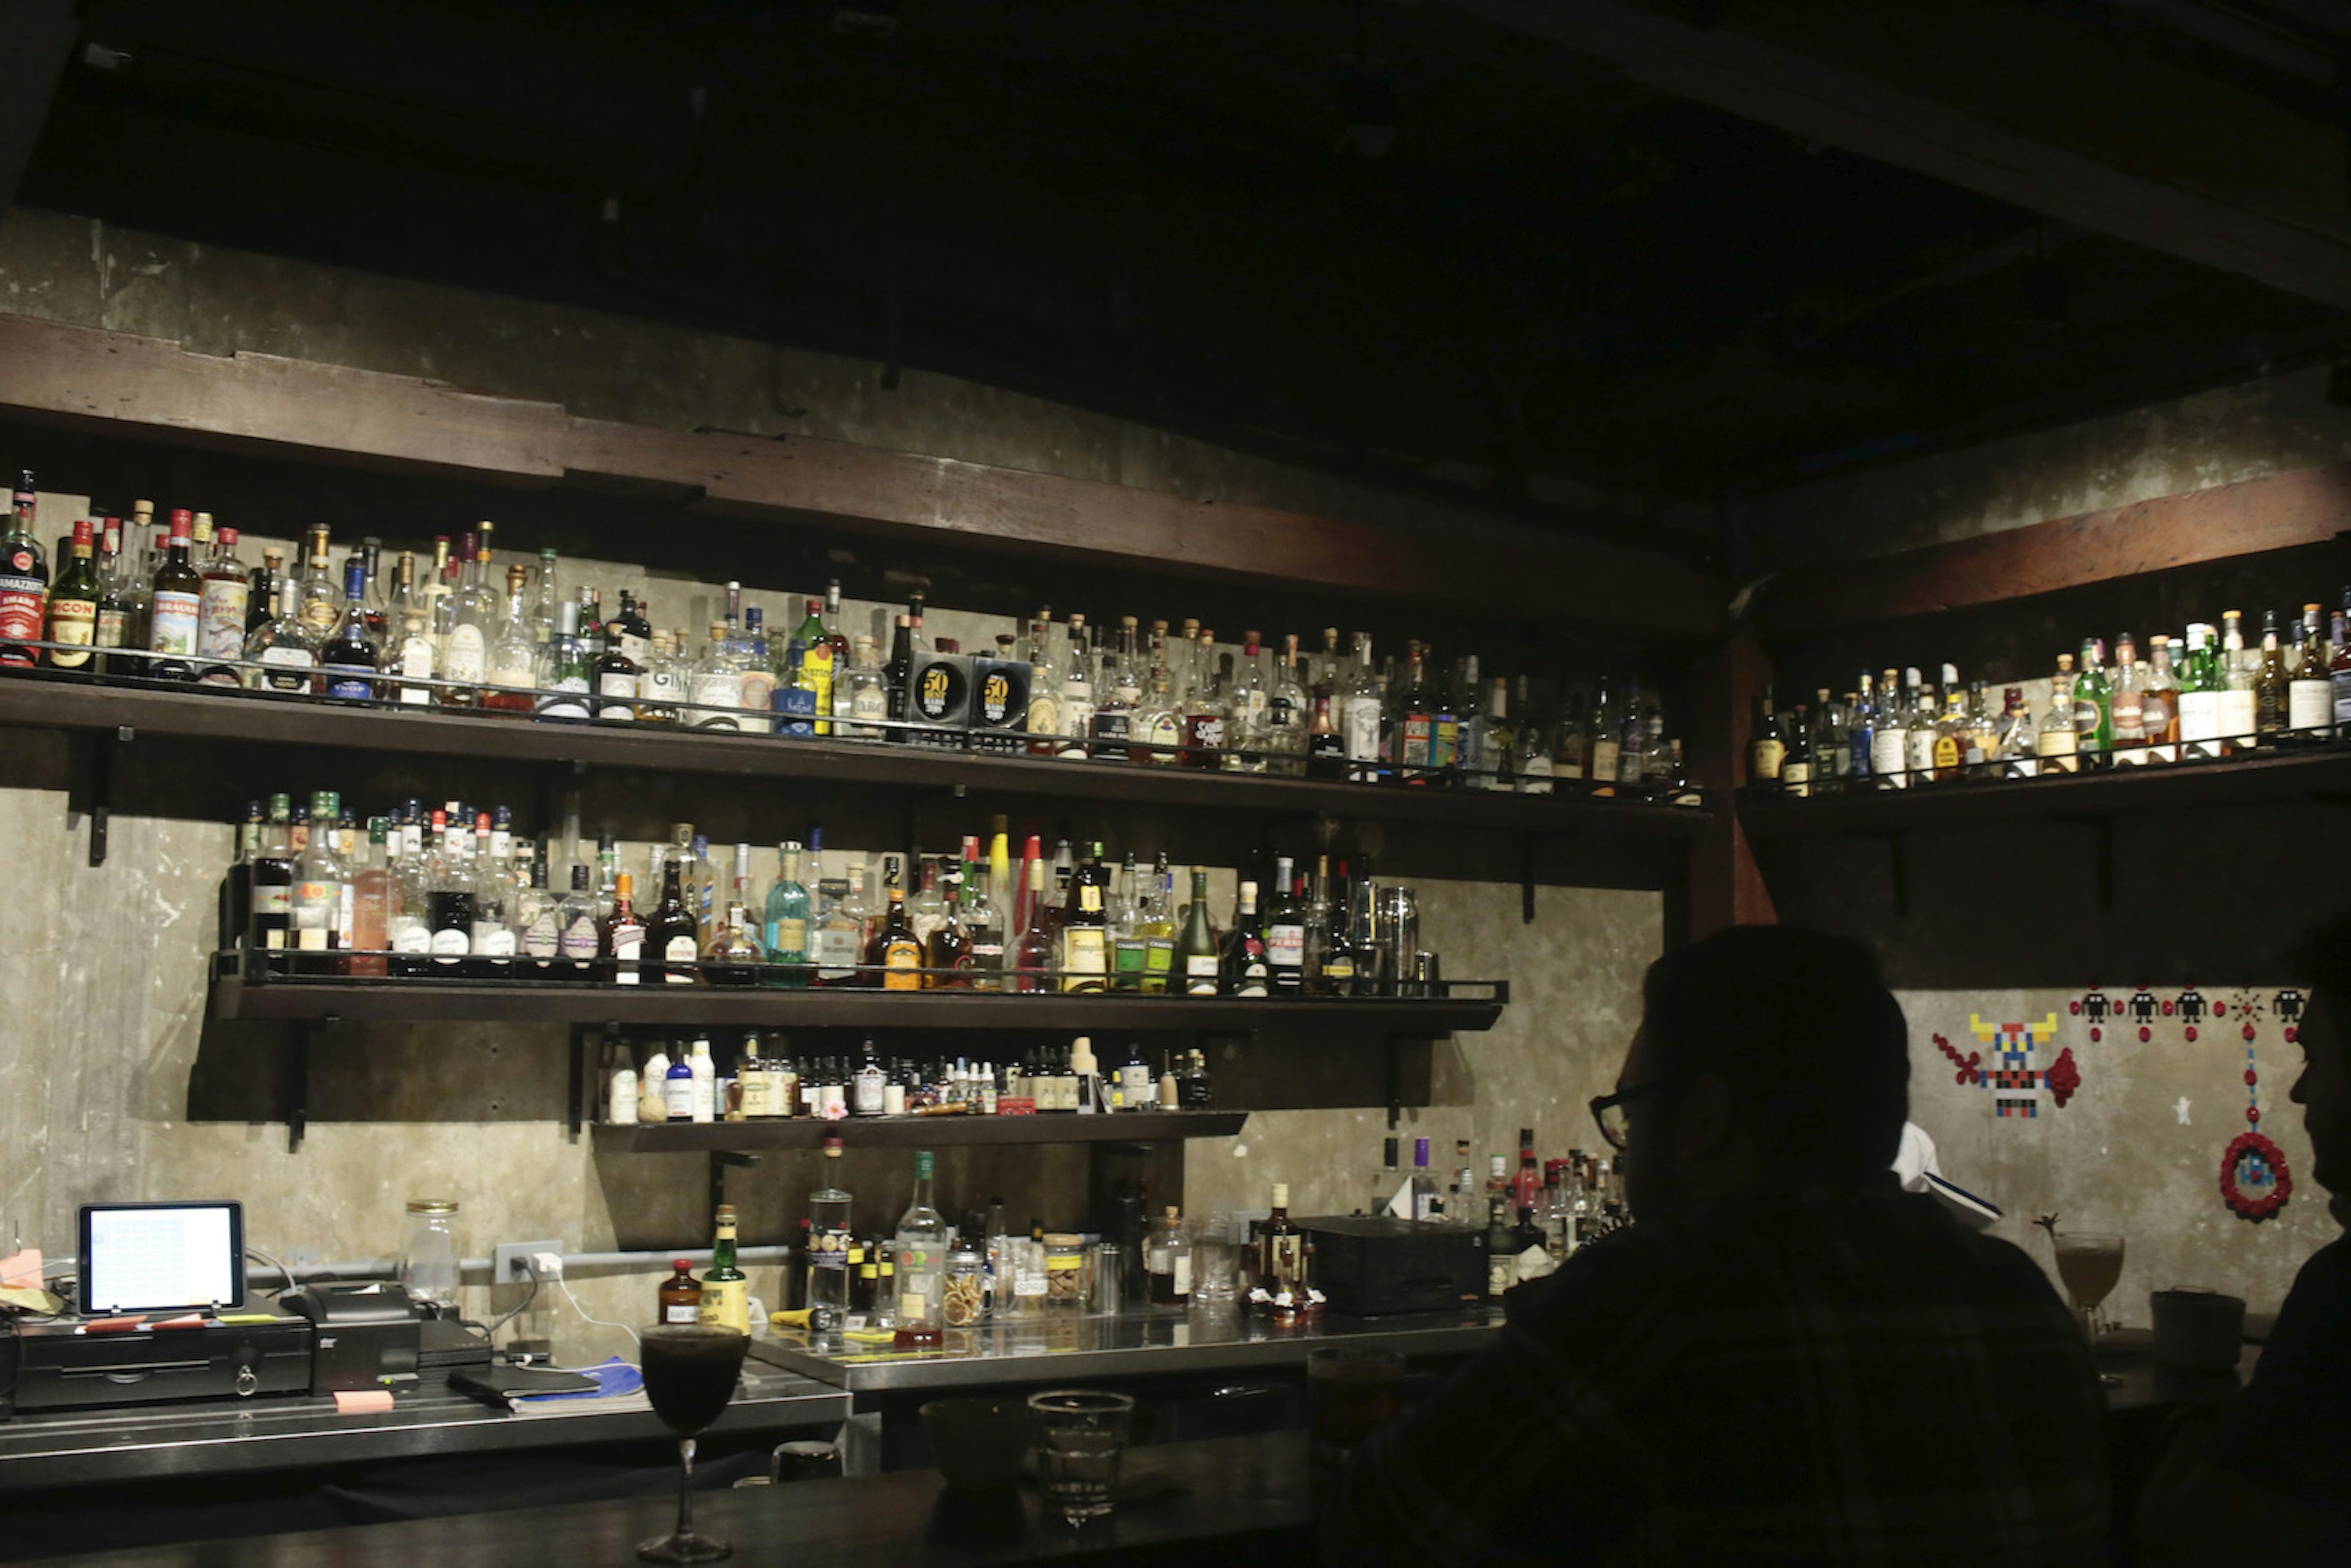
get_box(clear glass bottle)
[1342,633,1384,783]
[764,841,812,988]
[1147,1208,1192,1304]
[433,531,489,708]
[1224,632,1271,773]
[2038,655,2080,775]
[533,599,591,719]
[1056,615,1094,760]
[690,619,744,730]
[400,1198,460,1308]
[893,1150,951,1347]
[389,560,438,707]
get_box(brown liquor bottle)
[648,854,703,985]
[868,876,924,992]
[658,1259,703,1326]
[923,880,970,989]
[601,871,646,985]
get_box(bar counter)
[18,1430,1318,1568]
[754,1300,1505,1396]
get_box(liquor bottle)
[142,509,204,682]
[1087,616,1138,760]
[966,839,1008,992]
[1059,842,1111,993]
[1513,676,1553,794]
[1581,675,1618,792]
[2109,634,2146,767]
[784,597,830,736]
[592,604,640,721]
[92,517,134,668]
[1175,866,1219,996]
[534,599,592,719]
[389,560,438,706]
[2218,610,2258,754]
[923,869,971,989]
[2255,610,2289,745]
[699,1204,752,1334]
[648,852,703,985]
[869,867,924,992]
[44,518,99,671]
[1261,1184,1305,1299]
[658,1259,703,1326]
[735,606,776,734]
[705,898,766,987]
[883,612,916,744]
[1054,615,1093,760]
[433,531,489,708]
[317,558,379,700]
[1398,1136,1437,1221]
[2177,624,2223,763]
[635,629,686,724]
[763,841,812,988]
[2071,639,2111,768]
[813,861,871,987]
[193,520,250,685]
[1846,673,1874,790]
[1895,668,1933,784]
[1022,612,1062,757]
[290,790,347,973]
[513,844,559,980]
[1220,880,1270,997]
[481,564,539,715]
[2290,605,2334,744]
[2142,634,2181,763]
[893,1150,951,1345]
[1180,1046,1213,1108]
[807,1138,854,1328]
[601,869,647,985]
[1343,633,1384,783]
[1307,647,1348,781]
[2038,655,2079,775]
[0,471,48,670]
[468,810,516,978]
[1868,669,1907,789]
[556,864,601,981]
[1138,852,1176,994]
[1131,642,1185,765]
[1511,1127,1542,1212]
[1267,634,1308,776]
[1262,856,1307,994]
[1224,631,1272,773]
[348,817,396,979]
[691,619,745,731]
[1147,1209,1192,1305]
[1013,878,1056,992]
[1483,1195,1517,1297]
[1748,685,1785,797]
[1109,852,1149,989]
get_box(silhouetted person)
[2137,918,2351,1566]
[1323,925,2108,1566]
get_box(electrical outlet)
[494,1239,563,1282]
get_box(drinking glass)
[2052,1231,2124,1382]
[638,1325,751,1563]
[1026,1388,1134,1523]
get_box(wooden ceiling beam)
[0,313,1726,634]
[1452,0,2351,310]
[1760,460,2351,635]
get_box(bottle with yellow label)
[795,596,834,734]
[697,1203,751,1334]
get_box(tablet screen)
[78,1202,246,1315]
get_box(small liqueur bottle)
[602,869,647,985]
[317,557,379,701]
[648,853,703,985]
[44,517,99,671]
[658,1259,703,1326]
[145,509,205,682]
[1219,881,1269,997]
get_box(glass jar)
[1043,1232,1087,1309]
[400,1198,460,1307]
[940,1248,986,1327]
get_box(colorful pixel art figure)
[1969,1013,2061,1119]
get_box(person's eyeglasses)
[1589,1082,1659,1151]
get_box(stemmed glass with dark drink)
[637,1325,751,1564]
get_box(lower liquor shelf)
[590,1111,1250,1152]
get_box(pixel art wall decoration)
[1967,1013,2062,1119]
[2221,1003,2292,1223]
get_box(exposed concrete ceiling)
[4,0,2345,560]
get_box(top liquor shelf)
[1740,744,2351,836]
[0,671,1716,838]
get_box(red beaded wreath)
[2219,1130,2292,1223]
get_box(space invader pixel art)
[1969,1013,2061,1119]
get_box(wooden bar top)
[17,1431,1317,1567]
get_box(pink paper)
[334,1389,396,1414]
[0,1249,40,1289]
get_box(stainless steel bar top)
[0,1360,848,1492]
[749,1301,1504,1395]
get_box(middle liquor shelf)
[591,1110,1251,1153]
[206,958,1510,1033]
[0,670,1715,842]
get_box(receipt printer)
[282,1281,424,1392]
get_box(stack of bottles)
[5,473,1700,802]
[598,1033,1215,1127]
[1752,598,2351,797]
[233,798,1448,997]
[1374,1130,1629,1299]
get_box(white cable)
[245,1245,300,1297]
[556,1274,640,1351]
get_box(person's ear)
[1679,1072,1740,1164]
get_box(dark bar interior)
[1,4,2346,1564]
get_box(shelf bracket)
[77,725,132,868]
[568,1026,594,1139]
[708,1150,759,1217]
[2093,816,2115,912]
[1384,1035,1403,1130]
[287,1014,337,1154]
[1885,831,1908,919]
[1519,835,1537,925]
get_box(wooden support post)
[1684,633,1776,942]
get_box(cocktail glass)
[2052,1230,2124,1382]
[637,1325,751,1563]
[1027,1388,1134,1524]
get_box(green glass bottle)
[1174,866,1219,997]
[2071,637,2111,770]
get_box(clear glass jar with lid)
[940,1247,986,1327]
[401,1198,460,1307]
